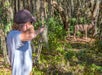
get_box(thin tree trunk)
[52,1,68,30]
[71,0,74,16]
[36,0,44,62]
[36,0,40,19]
[18,0,20,10]
[92,0,101,35]
[47,0,52,18]
[30,0,33,13]
[23,0,26,8]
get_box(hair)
[12,23,24,30]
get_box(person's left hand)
[39,26,45,33]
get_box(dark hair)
[12,23,24,30]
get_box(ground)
[0,55,11,74]
[66,35,95,43]
[0,36,96,75]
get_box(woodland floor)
[0,36,96,75]
[66,35,95,43]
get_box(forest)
[0,0,102,75]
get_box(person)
[6,9,45,75]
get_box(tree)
[0,0,13,65]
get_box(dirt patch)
[66,36,95,44]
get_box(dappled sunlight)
[0,0,102,75]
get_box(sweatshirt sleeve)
[13,31,23,49]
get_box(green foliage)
[70,18,77,26]
[32,67,44,75]
[91,40,102,53]
[77,49,102,65]
[65,50,75,60]
[0,1,11,23]
[0,69,11,75]
[32,17,66,56]
[69,18,77,34]
[79,17,84,24]
[0,1,12,32]
[4,0,10,8]
[46,17,66,50]
[4,22,12,33]
[32,17,102,74]
[48,17,66,39]
[69,17,88,26]
[90,64,102,72]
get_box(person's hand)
[24,24,34,33]
[39,26,45,33]
[27,25,34,31]
[23,26,35,40]
[28,27,35,33]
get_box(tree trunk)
[92,0,101,36]
[1,0,13,65]
[52,1,68,30]
[0,29,10,65]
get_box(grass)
[0,68,11,75]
